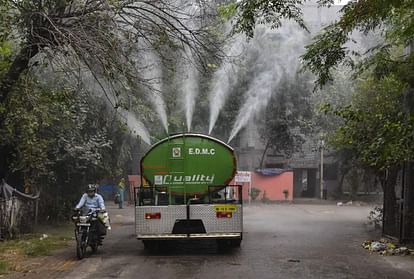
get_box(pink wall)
[238,171,293,201]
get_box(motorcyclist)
[74,184,108,242]
[75,184,105,212]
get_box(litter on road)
[362,239,414,256]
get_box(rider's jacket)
[75,193,105,211]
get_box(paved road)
[6,203,414,279]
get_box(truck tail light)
[216,212,232,218]
[145,212,161,219]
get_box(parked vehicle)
[135,133,243,250]
[72,209,107,259]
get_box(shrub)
[250,187,261,201]
[283,189,289,200]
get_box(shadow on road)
[140,240,240,256]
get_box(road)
[5,203,414,279]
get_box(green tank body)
[140,133,237,197]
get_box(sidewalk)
[292,197,378,206]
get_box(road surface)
[5,203,414,279]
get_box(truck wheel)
[217,240,230,251]
[230,239,241,248]
[143,240,158,251]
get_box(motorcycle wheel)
[76,230,87,260]
[91,243,98,253]
[76,241,85,259]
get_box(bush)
[250,187,261,201]
[261,191,270,203]
[368,206,383,229]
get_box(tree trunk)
[383,166,400,237]
[0,146,12,180]
[337,168,348,196]
[259,140,270,169]
[0,45,38,103]
[0,45,38,179]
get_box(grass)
[0,223,73,275]
[0,260,9,275]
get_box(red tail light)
[216,212,232,218]
[145,212,161,219]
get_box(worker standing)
[118,178,126,209]
[322,180,328,200]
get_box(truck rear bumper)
[137,232,242,240]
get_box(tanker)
[135,133,243,249]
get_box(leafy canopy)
[302,0,414,87]
[326,74,414,170]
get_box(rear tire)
[230,239,242,248]
[143,240,158,251]
[217,239,230,251]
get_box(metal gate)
[383,163,414,243]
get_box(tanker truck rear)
[135,133,242,249]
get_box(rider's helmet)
[86,184,97,196]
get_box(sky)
[335,0,350,4]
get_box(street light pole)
[320,139,324,200]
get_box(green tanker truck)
[135,133,243,249]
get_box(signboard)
[235,171,251,183]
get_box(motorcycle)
[72,209,107,259]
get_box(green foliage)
[23,236,67,257]
[258,73,313,166]
[328,74,414,170]
[0,0,222,224]
[233,0,308,38]
[261,190,269,203]
[218,3,238,20]
[302,24,351,88]
[0,41,12,75]
[0,230,70,274]
[1,78,109,184]
[302,0,414,88]
[0,260,9,275]
[250,187,261,200]
[368,206,383,230]
[0,74,143,221]
[0,1,13,77]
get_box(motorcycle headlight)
[79,216,89,223]
[71,216,78,221]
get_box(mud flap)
[172,219,206,234]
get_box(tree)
[302,0,414,88]
[258,73,313,168]
[328,75,413,169]
[0,1,220,102]
[325,73,414,228]
[229,0,308,38]
[311,68,356,196]
[0,0,223,179]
